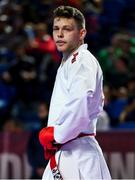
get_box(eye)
[53,27,59,31]
[63,27,72,31]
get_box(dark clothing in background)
[27,129,48,179]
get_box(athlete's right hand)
[39,126,58,159]
[39,127,54,147]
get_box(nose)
[58,29,64,38]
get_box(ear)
[80,29,87,41]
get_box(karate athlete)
[39,5,111,180]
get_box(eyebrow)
[53,25,74,28]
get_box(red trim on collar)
[71,52,78,63]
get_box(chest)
[55,64,69,94]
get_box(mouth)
[56,40,66,46]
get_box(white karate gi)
[42,44,111,179]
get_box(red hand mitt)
[39,126,57,160]
[39,126,54,147]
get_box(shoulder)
[66,46,101,73]
[77,49,101,73]
[81,49,98,64]
[68,49,97,65]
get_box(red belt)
[50,133,95,180]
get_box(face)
[38,103,48,119]
[53,17,86,57]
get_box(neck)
[63,42,83,60]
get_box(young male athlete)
[39,5,111,179]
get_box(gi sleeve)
[54,52,98,144]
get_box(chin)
[57,47,67,53]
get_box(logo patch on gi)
[71,52,78,63]
[52,167,63,180]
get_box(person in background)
[27,102,49,179]
[120,76,135,123]
[2,117,24,133]
[27,22,60,63]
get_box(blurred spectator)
[99,0,126,46]
[2,42,39,104]
[103,85,111,106]
[98,32,133,87]
[37,101,49,127]
[27,101,49,179]
[83,0,103,53]
[119,76,135,123]
[27,22,60,63]
[55,0,82,9]
[105,86,128,127]
[120,0,135,32]
[2,117,24,133]
[0,80,17,129]
[26,22,60,100]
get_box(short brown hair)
[53,6,85,29]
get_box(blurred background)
[0,0,135,179]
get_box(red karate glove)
[39,127,54,147]
[39,127,58,160]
